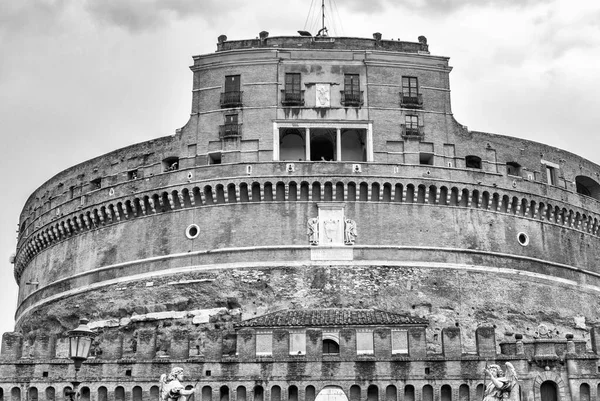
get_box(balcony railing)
[400,93,423,108]
[401,124,424,138]
[219,124,242,139]
[220,91,243,108]
[281,90,305,106]
[340,91,364,107]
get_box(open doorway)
[341,129,366,161]
[280,129,305,161]
[310,128,336,161]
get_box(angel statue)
[483,362,520,401]
[159,367,196,401]
[307,218,319,245]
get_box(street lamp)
[66,318,96,401]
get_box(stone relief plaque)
[315,84,330,107]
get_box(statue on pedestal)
[160,367,195,401]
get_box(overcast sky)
[1,0,599,336]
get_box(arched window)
[579,383,590,401]
[306,387,316,401]
[220,387,230,401]
[28,388,38,401]
[385,386,397,401]
[475,384,484,401]
[576,176,600,200]
[97,387,107,401]
[422,385,433,401]
[288,386,298,401]
[441,385,452,401]
[202,387,212,401]
[404,386,415,401]
[323,339,340,354]
[237,387,247,401]
[115,387,125,401]
[540,381,557,401]
[367,385,378,401]
[79,388,89,401]
[150,387,160,401]
[350,386,361,401]
[458,385,469,401]
[465,155,482,169]
[253,386,263,401]
[132,387,143,401]
[271,386,281,401]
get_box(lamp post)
[66,318,96,401]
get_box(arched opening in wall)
[465,155,482,169]
[150,387,159,401]
[181,189,192,207]
[276,182,286,201]
[193,188,203,205]
[359,183,369,201]
[253,387,263,401]
[324,182,334,201]
[507,162,521,177]
[289,386,299,401]
[500,195,509,213]
[576,176,600,199]
[203,387,212,401]
[460,189,469,207]
[306,386,316,401]
[312,182,322,202]
[323,339,340,355]
[310,129,336,161]
[404,386,415,401]
[420,152,434,165]
[367,385,378,401]
[383,183,392,202]
[204,186,215,205]
[10,388,19,401]
[215,185,226,204]
[220,386,230,401]
[271,386,281,401]
[97,387,107,401]
[170,192,181,209]
[350,386,361,401]
[475,385,484,401]
[289,182,298,201]
[417,185,426,203]
[163,156,179,172]
[540,381,558,401]
[458,385,469,401]
[405,184,415,203]
[132,387,142,401]
[228,184,237,203]
[280,129,305,161]
[529,201,537,218]
[115,387,125,401]
[472,190,480,208]
[394,184,403,202]
[336,182,345,201]
[300,182,310,201]
[62,389,72,401]
[450,187,459,206]
[385,386,397,401]
[28,388,38,401]
[481,192,490,209]
[519,199,527,216]
[428,185,437,204]
[264,182,274,201]
[441,385,452,401]
[579,383,590,401]
[439,186,448,205]
[372,183,380,201]
[78,388,89,401]
[347,182,357,201]
[251,183,261,202]
[341,129,366,161]
[237,387,247,401]
[45,389,55,401]
[422,385,433,401]
[315,387,348,401]
[240,183,250,202]
[0,388,3,401]
[491,193,499,211]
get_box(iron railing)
[220,91,243,108]
[401,124,424,137]
[281,90,305,106]
[219,124,242,139]
[340,91,363,107]
[400,93,423,108]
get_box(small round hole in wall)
[186,224,200,239]
[517,232,529,246]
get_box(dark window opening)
[323,339,340,354]
[128,170,138,180]
[342,74,362,106]
[310,129,336,161]
[90,178,102,190]
[506,162,521,176]
[546,165,556,185]
[282,73,304,106]
[206,370,212,376]
[401,76,422,107]
[402,115,422,136]
[42,372,48,377]
[163,157,179,172]
[420,153,434,165]
[209,153,222,165]
[221,75,242,107]
[125,369,132,377]
[280,129,305,161]
[575,175,600,199]
[465,155,482,169]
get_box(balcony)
[400,93,423,109]
[340,91,363,107]
[219,124,242,139]
[401,124,424,138]
[220,91,243,108]
[281,90,304,106]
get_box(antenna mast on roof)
[317,0,328,36]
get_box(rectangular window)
[289,330,306,355]
[356,330,374,355]
[285,73,301,94]
[225,114,238,125]
[225,75,241,92]
[391,329,409,354]
[546,165,556,185]
[343,74,361,105]
[256,331,272,356]
[404,115,420,136]
[402,76,418,97]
